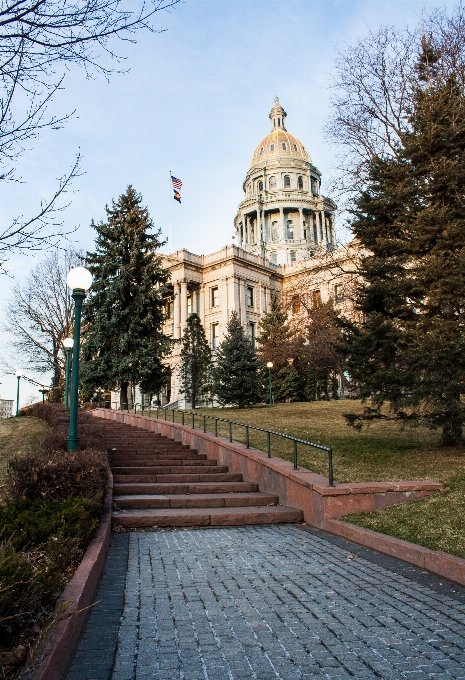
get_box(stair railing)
[141,406,335,487]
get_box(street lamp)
[15,370,22,415]
[266,362,273,405]
[39,388,48,403]
[66,267,93,452]
[63,337,74,408]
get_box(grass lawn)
[0,416,49,502]
[173,401,464,559]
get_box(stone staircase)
[100,420,303,528]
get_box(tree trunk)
[440,399,463,446]
[120,382,129,410]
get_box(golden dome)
[250,129,311,168]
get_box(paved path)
[66,525,465,680]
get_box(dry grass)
[0,417,49,502]
[149,401,465,559]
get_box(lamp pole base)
[67,435,79,452]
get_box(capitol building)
[112,99,357,408]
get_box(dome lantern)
[269,96,287,131]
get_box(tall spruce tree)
[81,186,172,405]
[343,40,465,445]
[179,314,212,408]
[214,312,261,408]
[256,293,291,401]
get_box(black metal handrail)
[102,401,335,487]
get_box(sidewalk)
[66,525,465,679]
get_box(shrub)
[8,448,108,501]
[0,497,102,656]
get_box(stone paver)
[67,525,465,679]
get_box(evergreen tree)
[256,293,295,402]
[343,41,465,445]
[179,314,212,408]
[81,186,172,405]
[214,312,261,408]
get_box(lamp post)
[63,337,74,408]
[15,370,22,415]
[39,388,48,403]
[66,267,93,452]
[266,362,273,405]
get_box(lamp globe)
[67,267,92,292]
[266,361,273,368]
[63,337,74,349]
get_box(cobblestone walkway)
[66,525,465,680]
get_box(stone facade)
[0,398,14,419]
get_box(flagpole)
[169,170,172,254]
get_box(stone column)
[244,214,248,244]
[256,206,261,244]
[222,277,229,330]
[279,206,285,240]
[299,207,304,240]
[173,282,181,339]
[199,284,205,323]
[257,282,263,317]
[191,287,198,315]
[320,210,325,242]
[180,280,188,334]
[232,276,240,315]
[239,278,247,326]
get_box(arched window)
[270,144,275,152]
[269,176,276,190]
[282,142,287,150]
[258,180,263,192]
[297,176,303,190]
[259,147,264,156]
[278,118,281,126]
[293,144,298,152]
[287,221,294,240]
[284,175,291,189]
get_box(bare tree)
[0,0,180,271]
[3,248,83,400]
[326,5,465,203]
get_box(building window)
[311,177,319,196]
[297,176,303,190]
[312,290,321,308]
[293,144,298,151]
[269,176,276,190]
[284,175,291,188]
[290,250,296,263]
[282,142,286,150]
[292,295,300,315]
[211,287,219,307]
[335,284,344,303]
[187,293,192,315]
[260,147,264,155]
[270,252,277,264]
[165,298,174,319]
[247,322,256,347]
[246,286,254,308]
[303,221,307,239]
[287,221,294,240]
[278,118,280,126]
[212,323,219,350]
[270,144,275,152]
[258,180,263,191]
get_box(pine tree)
[343,41,465,445]
[214,312,261,408]
[256,293,294,401]
[179,314,212,408]
[81,186,172,406]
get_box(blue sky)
[0,0,457,404]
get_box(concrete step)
[112,465,226,475]
[110,459,214,468]
[109,452,207,461]
[112,505,303,528]
[114,492,280,509]
[114,481,259,494]
[113,472,243,483]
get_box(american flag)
[171,176,182,191]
